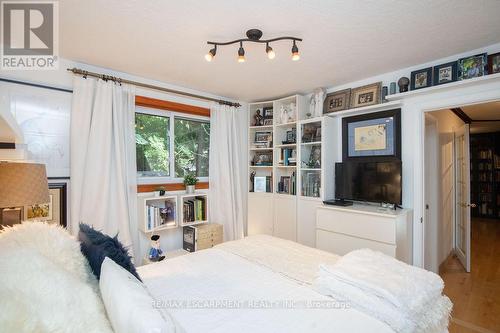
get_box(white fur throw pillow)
[0,222,113,333]
[0,222,95,286]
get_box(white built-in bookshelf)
[247,94,335,245]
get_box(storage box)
[183,223,223,252]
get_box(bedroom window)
[174,118,210,177]
[135,108,209,182]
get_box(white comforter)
[138,237,394,333]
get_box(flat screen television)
[335,161,402,205]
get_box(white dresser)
[316,204,413,264]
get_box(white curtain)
[70,76,139,258]
[209,103,245,241]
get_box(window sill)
[137,176,209,185]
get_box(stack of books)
[183,196,206,223]
[280,148,296,166]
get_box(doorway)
[423,101,500,332]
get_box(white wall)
[0,57,247,262]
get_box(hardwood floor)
[440,218,500,333]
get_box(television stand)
[323,199,353,207]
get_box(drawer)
[316,208,396,244]
[316,230,396,257]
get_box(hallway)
[441,218,500,333]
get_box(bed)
[138,235,394,333]
[0,223,449,333]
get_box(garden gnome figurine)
[149,235,165,262]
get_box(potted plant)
[183,174,199,194]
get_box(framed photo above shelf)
[342,108,401,160]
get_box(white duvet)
[138,241,394,333]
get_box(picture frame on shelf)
[410,67,433,90]
[285,128,296,143]
[342,109,401,160]
[254,177,267,192]
[323,89,351,114]
[253,109,264,126]
[458,53,488,80]
[254,131,272,143]
[301,123,321,142]
[433,61,458,86]
[263,119,273,126]
[263,106,273,119]
[307,145,321,168]
[24,182,67,227]
[253,151,273,166]
[349,82,382,109]
[488,52,500,75]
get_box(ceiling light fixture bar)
[206,29,302,62]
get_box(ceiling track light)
[205,29,302,62]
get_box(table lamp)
[0,162,50,227]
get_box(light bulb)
[205,46,216,62]
[238,43,245,63]
[291,41,300,61]
[266,43,275,59]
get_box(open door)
[454,124,473,272]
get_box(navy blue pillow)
[78,223,141,281]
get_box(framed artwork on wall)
[24,182,68,227]
[323,89,351,114]
[342,109,401,160]
[488,52,500,75]
[458,53,488,80]
[349,82,382,109]
[410,67,433,90]
[433,61,458,86]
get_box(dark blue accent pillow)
[78,223,141,281]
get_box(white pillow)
[99,257,178,333]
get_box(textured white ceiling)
[59,0,500,102]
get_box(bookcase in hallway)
[470,132,500,218]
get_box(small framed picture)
[433,61,458,86]
[350,82,381,109]
[286,129,296,142]
[488,52,500,75]
[253,152,273,166]
[23,182,68,227]
[263,119,273,126]
[410,67,433,90]
[458,53,487,80]
[263,107,273,119]
[323,89,351,114]
[254,131,272,143]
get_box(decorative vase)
[389,82,397,95]
[398,77,410,93]
[186,185,195,194]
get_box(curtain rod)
[67,68,241,108]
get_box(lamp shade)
[0,162,50,208]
